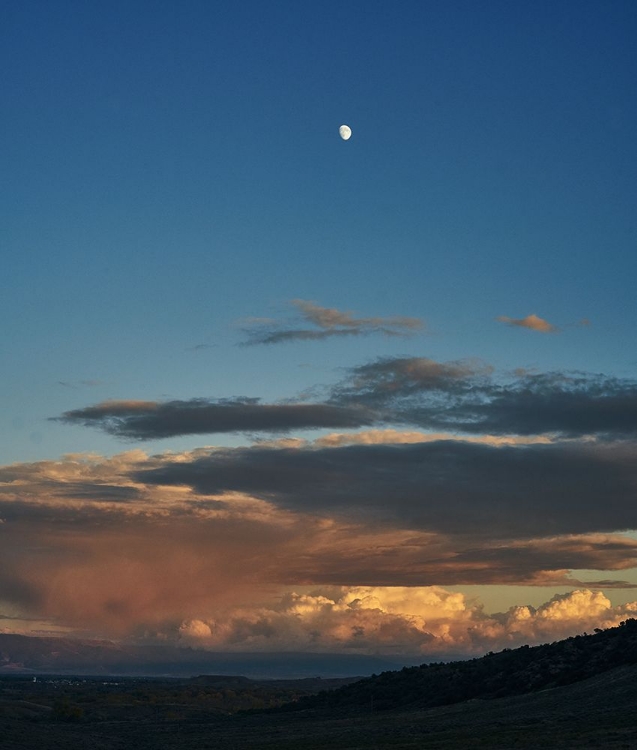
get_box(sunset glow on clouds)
[2,429,637,652]
[2,2,636,666]
[177,587,637,655]
[496,314,557,333]
[242,300,424,345]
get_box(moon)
[339,124,352,141]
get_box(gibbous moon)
[339,124,352,141]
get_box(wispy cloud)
[57,379,103,389]
[242,299,423,345]
[496,313,557,332]
[186,343,217,352]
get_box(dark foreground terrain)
[2,665,637,749]
[3,621,637,749]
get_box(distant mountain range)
[0,633,419,679]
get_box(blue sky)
[2,1,637,654]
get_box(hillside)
[2,654,637,748]
[278,618,637,713]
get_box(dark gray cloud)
[332,358,637,438]
[243,299,423,345]
[54,358,637,441]
[282,530,637,588]
[443,373,637,437]
[333,356,493,400]
[132,439,637,539]
[54,398,374,440]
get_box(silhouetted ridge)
[277,619,637,713]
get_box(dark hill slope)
[279,618,637,714]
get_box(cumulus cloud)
[54,398,374,439]
[497,314,558,333]
[242,299,423,345]
[176,586,637,656]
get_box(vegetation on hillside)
[2,623,637,748]
[276,618,637,713]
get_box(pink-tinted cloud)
[2,450,637,645]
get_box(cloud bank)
[134,439,637,539]
[10,342,637,653]
[178,586,637,656]
[1,447,637,644]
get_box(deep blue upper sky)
[2,0,636,462]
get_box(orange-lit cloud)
[242,299,423,344]
[177,587,637,656]
[2,450,637,645]
[313,429,554,448]
[497,314,557,332]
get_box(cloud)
[332,358,637,438]
[242,299,423,345]
[293,300,422,332]
[3,450,637,640]
[497,314,558,333]
[54,357,637,441]
[54,398,374,439]
[0,454,300,633]
[176,587,637,656]
[187,343,216,351]
[314,429,553,448]
[245,328,360,345]
[133,439,637,539]
[335,356,492,399]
